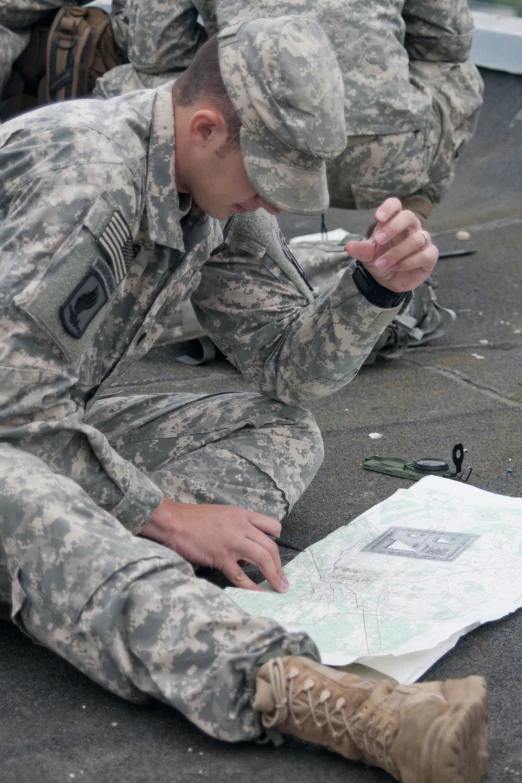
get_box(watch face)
[412,458,449,472]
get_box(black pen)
[438,249,477,259]
[269,536,304,553]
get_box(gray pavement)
[1,67,522,783]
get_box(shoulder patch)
[97,209,134,284]
[59,255,115,339]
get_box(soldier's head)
[173,16,346,220]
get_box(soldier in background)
[95,0,484,224]
[1,0,484,223]
[0,17,487,782]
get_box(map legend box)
[362,528,478,562]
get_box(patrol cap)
[217,16,346,215]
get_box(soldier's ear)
[188,109,228,149]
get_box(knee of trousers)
[291,407,324,483]
[215,397,324,514]
[254,402,324,512]
[326,130,437,210]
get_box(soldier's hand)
[140,497,289,593]
[345,197,439,293]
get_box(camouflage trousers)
[327,61,484,210]
[0,390,321,741]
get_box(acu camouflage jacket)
[0,84,401,532]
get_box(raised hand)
[345,197,439,293]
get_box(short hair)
[173,36,242,153]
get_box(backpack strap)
[46,6,119,103]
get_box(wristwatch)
[353,262,411,309]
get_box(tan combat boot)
[254,656,488,783]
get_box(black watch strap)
[353,262,410,309]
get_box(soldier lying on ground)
[0,17,488,783]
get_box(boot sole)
[420,677,488,783]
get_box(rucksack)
[45,5,121,103]
[0,5,121,123]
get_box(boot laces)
[261,659,392,767]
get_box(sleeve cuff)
[110,473,164,535]
[352,262,412,310]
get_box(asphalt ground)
[1,67,521,783]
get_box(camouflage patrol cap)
[217,16,346,215]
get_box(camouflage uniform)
[95,0,483,209]
[0,19,405,740]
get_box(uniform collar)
[146,83,191,250]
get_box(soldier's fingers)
[236,540,289,593]
[247,510,282,538]
[373,197,402,224]
[369,229,435,272]
[246,527,284,578]
[372,209,421,248]
[223,561,268,592]
[380,242,439,275]
[345,208,423,264]
[344,238,377,263]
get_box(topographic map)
[226,476,522,681]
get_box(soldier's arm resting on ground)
[0,163,164,535]
[403,0,475,62]
[192,199,438,406]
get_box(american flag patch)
[97,210,133,284]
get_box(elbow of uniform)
[405,32,473,62]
